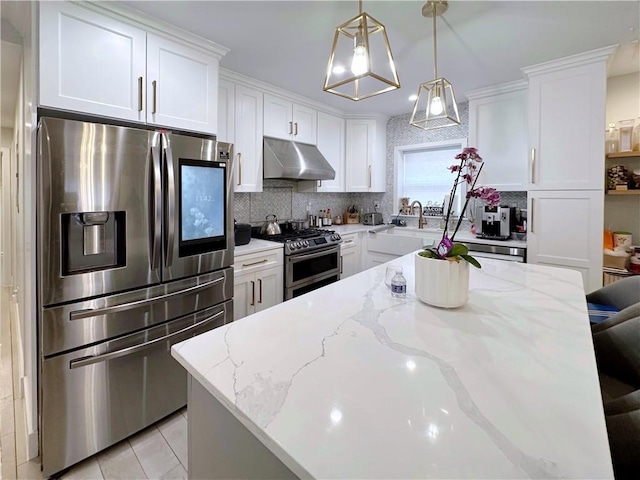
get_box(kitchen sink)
[367,228,438,256]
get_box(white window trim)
[393,138,468,217]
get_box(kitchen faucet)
[410,200,427,229]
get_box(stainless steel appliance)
[253,227,342,300]
[37,116,234,477]
[362,212,383,225]
[475,205,513,240]
[464,242,526,263]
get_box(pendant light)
[410,0,460,130]
[324,0,400,101]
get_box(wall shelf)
[606,152,640,159]
[606,189,640,195]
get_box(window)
[394,139,468,216]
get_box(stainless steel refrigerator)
[37,116,234,476]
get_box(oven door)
[285,245,340,300]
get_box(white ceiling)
[122,0,640,117]
[1,1,638,127]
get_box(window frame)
[393,138,468,217]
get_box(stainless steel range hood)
[263,137,335,181]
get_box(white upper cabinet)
[217,78,235,144]
[146,33,218,134]
[345,117,386,192]
[234,85,264,192]
[39,1,146,122]
[263,94,317,145]
[39,1,225,135]
[467,81,528,191]
[523,47,613,191]
[315,112,345,192]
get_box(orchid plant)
[418,147,500,268]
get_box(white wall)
[605,72,640,243]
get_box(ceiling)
[121,0,640,117]
[1,1,638,128]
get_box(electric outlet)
[373,200,381,210]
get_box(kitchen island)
[172,252,612,479]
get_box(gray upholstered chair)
[590,290,640,479]
[587,276,640,332]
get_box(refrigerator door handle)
[164,136,176,267]
[69,310,224,369]
[69,276,224,321]
[150,144,162,270]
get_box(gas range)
[253,227,342,255]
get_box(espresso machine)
[475,206,513,240]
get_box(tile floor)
[0,288,190,479]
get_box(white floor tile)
[96,439,146,480]
[1,432,17,480]
[60,456,104,480]
[160,463,188,480]
[129,426,180,479]
[157,412,188,468]
[16,457,44,480]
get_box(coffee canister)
[613,231,632,251]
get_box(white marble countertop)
[328,224,527,248]
[234,238,282,256]
[172,254,611,479]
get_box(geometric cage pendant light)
[323,0,400,101]
[410,0,460,130]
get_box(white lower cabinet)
[233,249,283,320]
[339,233,361,278]
[527,190,603,293]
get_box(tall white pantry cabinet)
[523,46,617,293]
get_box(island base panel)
[188,378,299,480]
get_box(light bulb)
[351,34,368,76]
[430,96,444,115]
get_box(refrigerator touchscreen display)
[179,159,227,256]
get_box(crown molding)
[522,45,618,78]
[466,80,528,101]
[75,1,230,59]
[219,67,347,117]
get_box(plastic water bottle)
[391,268,407,299]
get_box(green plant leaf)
[418,249,440,259]
[461,254,481,268]
[448,243,469,257]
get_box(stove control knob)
[294,242,301,249]
[303,240,309,247]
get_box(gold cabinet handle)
[258,278,263,304]
[530,199,535,234]
[138,77,143,112]
[241,258,268,267]
[368,165,372,188]
[152,80,157,114]
[530,148,536,184]
[237,152,242,186]
[289,121,293,135]
[318,180,322,188]
[340,255,343,274]
[294,122,298,136]
[250,280,255,306]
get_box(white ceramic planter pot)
[414,252,469,308]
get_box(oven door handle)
[69,310,224,369]
[289,246,339,262]
[69,277,223,321]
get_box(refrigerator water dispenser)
[61,211,126,275]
